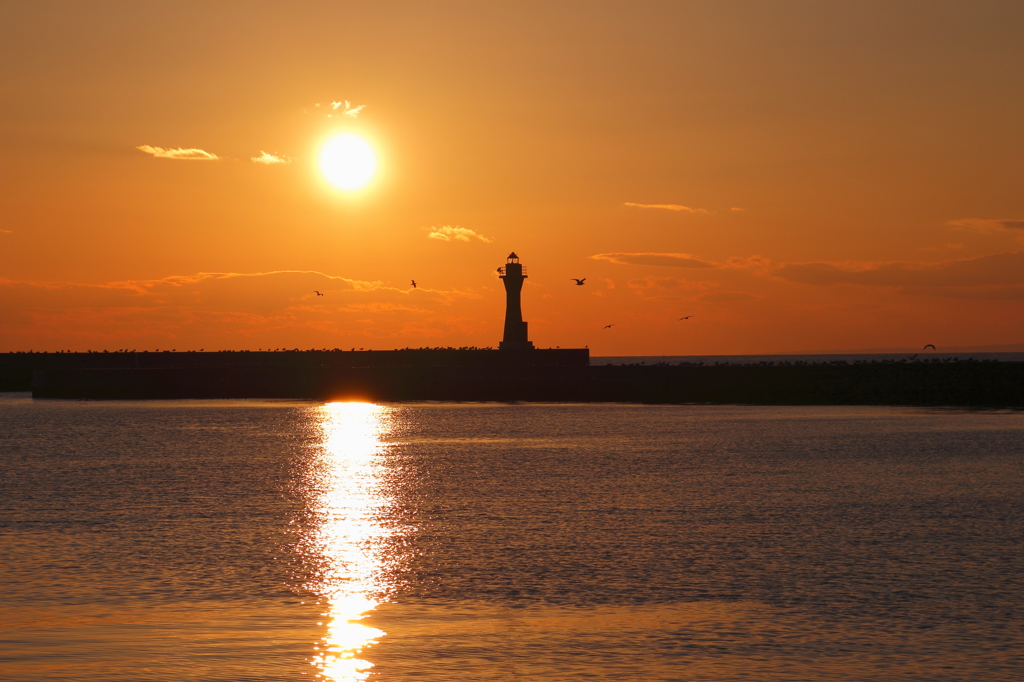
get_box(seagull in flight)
[679,315,693,320]
[923,344,936,350]
[314,290,324,296]
[603,324,614,329]
[570,278,586,286]
[411,280,417,288]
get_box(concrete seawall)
[26,359,1024,406]
[1,349,588,392]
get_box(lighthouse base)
[499,340,535,350]
[500,319,533,350]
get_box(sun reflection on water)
[308,402,393,681]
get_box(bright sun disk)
[320,135,376,190]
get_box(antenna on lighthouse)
[497,252,534,350]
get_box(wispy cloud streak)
[591,252,717,268]
[0,269,488,348]
[625,202,710,214]
[136,145,219,160]
[948,218,1024,231]
[774,251,1024,287]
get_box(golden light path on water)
[308,402,394,681]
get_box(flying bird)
[679,315,693,320]
[923,344,936,350]
[603,324,614,329]
[411,280,417,288]
[571,278,586,285]
[314,290,324,296]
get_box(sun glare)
[320,135,377,190]
[308,401,392,681]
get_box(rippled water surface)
[2,394,1023,680]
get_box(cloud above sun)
[331,100,365,117]
[427,226,492,243]
[136,145,219,160]
[310,100,366,118]
[624,202,710,214]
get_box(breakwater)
[5,351,1022,406]
[0,349,586,392]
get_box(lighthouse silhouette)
[497,252,534,350]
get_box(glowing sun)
[320,134,376,190]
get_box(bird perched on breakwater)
[314,290,324,296]
[571,278,586,285]
[411,280,417,288]
[924,344,936,350]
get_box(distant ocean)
[592,351,1024,365]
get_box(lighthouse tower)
[497,252,534,350]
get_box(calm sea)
[2,393,1022,681]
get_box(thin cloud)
[2,271,461,323]
[251,151,291,165]
[724,255,771,271]
[136,145,219,161]
[591,252,717,268]
[336,303,430,314]
[624,202,710,214]
[625,276,722,303]
[0,271,387,307]
[948,218,1024,231]
[903,285,1024,301]
[427,226,492,243]
[730,207,745,212]
[699,291,758,302]
[1,270,488,348]
[774,251,1024,287]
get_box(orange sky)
[2,2,1023,355]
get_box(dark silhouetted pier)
[3,351,1022,406]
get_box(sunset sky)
[2,1,1023,355]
